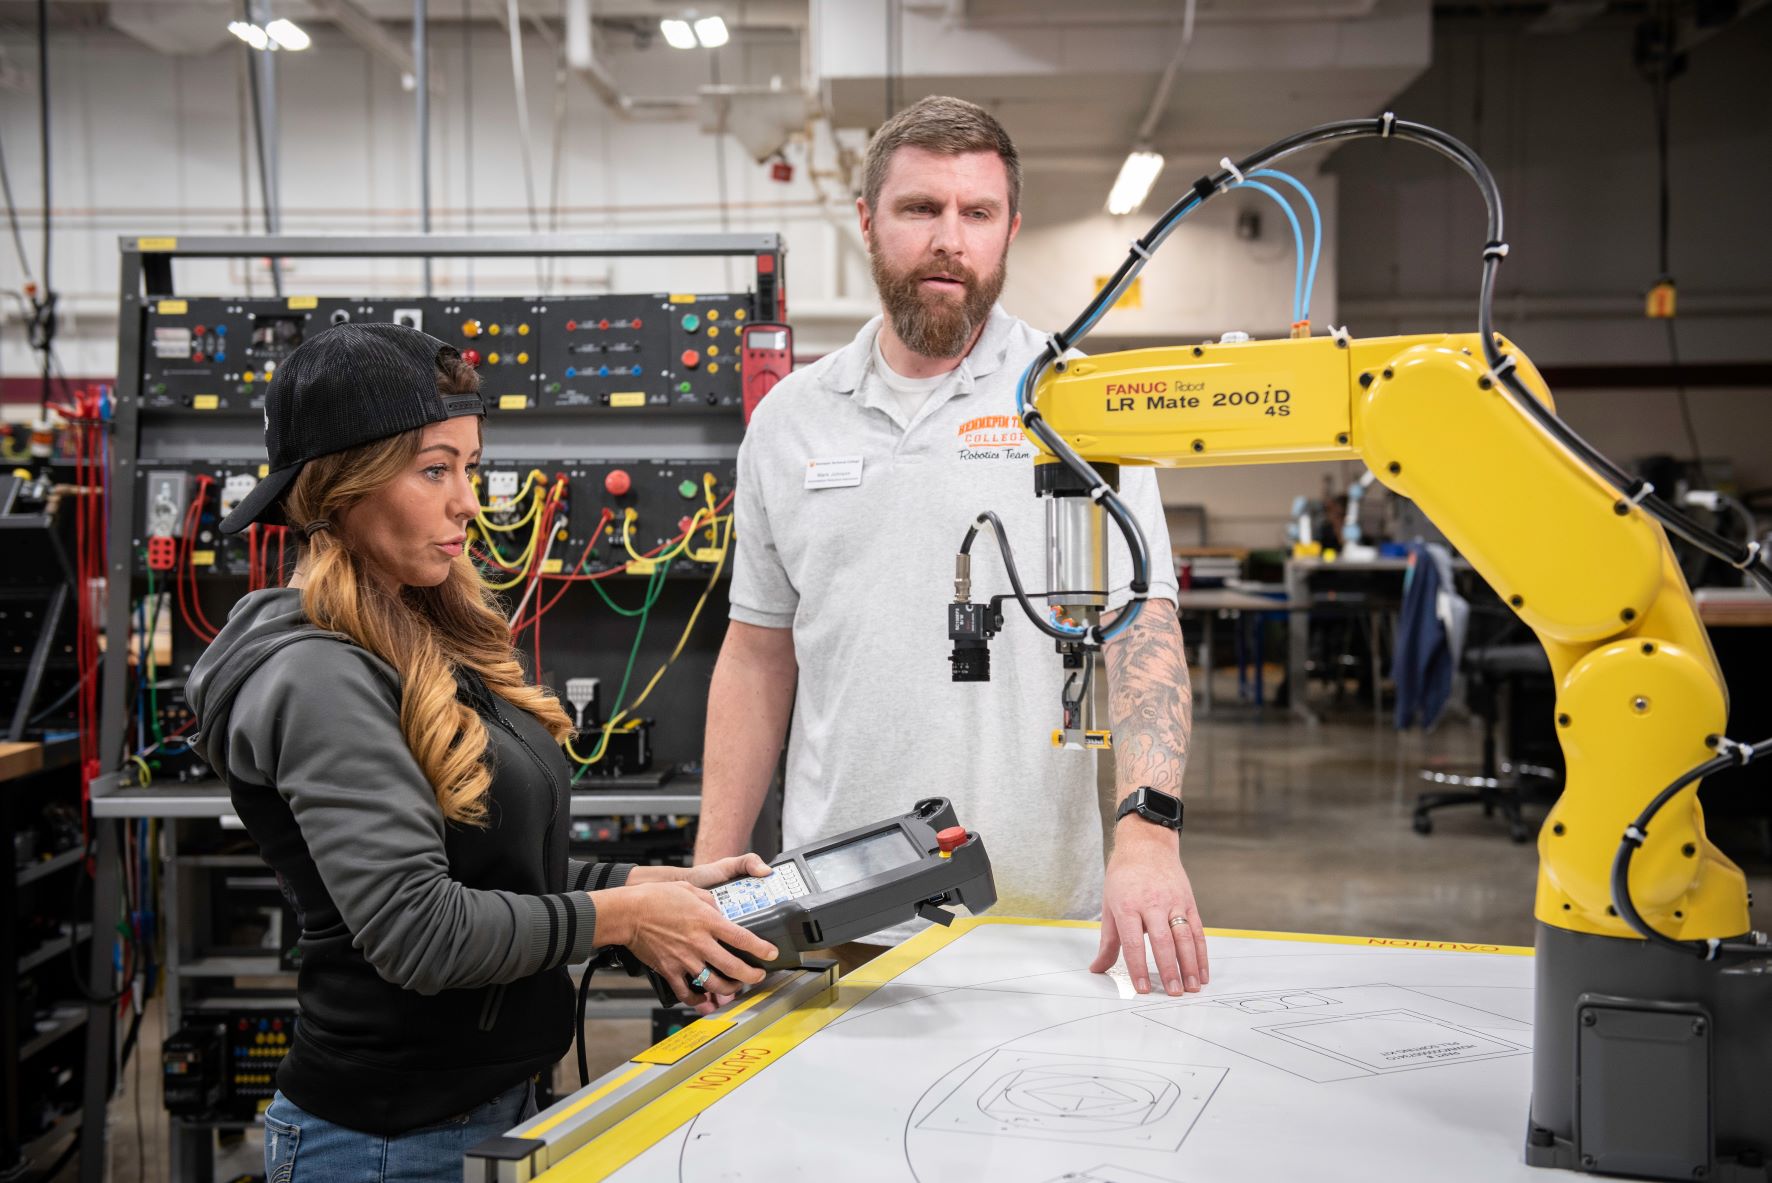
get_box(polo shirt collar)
[829,304,1019,399]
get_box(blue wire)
[1228,180,1306,323]
[1248,169,1322,320]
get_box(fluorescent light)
[1106,149,1165,216]
[693,15,729,47]
[228,20,270,50]
[265,18,310,50]
[659,18,697,49]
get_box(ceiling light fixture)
[265,18,310,50]
[693,15,729,47]
[228,20,271,50]
[659,18,697,49]
[1106,149,1165,217]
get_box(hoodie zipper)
[483,697,562,895]
[477,690,565,1033]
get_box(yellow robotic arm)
[1035,329,1748,947]
[950,115,1772,1179]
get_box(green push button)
[678,480,699,499]
[680,313,700,332]
[678,381,693,394]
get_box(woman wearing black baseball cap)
[187,323,776,1179]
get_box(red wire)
[176,479,220,642]
[247,525,260,593]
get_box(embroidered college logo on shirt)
[956,415,1035,461]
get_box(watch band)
[1115,786,1184,832]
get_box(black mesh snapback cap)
[219,322,484,535]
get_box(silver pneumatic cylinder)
[1046,495,1109,613]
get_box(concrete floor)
[86,706,1772,1182]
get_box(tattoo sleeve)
[1102,599,1193,799]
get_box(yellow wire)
[477,480,563,588]
[566,515,732,766]
[130,756,153,786]
[476,484,544,533]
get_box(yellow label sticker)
[498,394,529,410]
[287,296,319,310]
[627,559,659,576]
[631,1019,735,1066]
[1093,275,1142,311]
[690,548,726,564]
[669,293,697,304]
[191,550,216,567]
[137,237,178,251]
[192,394,220,411]
[258,465,270,477]
[542,558,564,574]
[156,299,188,315]
[610,392,647,408]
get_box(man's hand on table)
[1091,821,1209,997]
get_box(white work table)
[489,918,1539,1183]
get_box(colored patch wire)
[475,477,567,589]
[472,485,549,572]
[507,489,736,635]
[567,513,734,779]
[176,475,221,644]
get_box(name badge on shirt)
[804,456,864,490]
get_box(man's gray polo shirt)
[730,305,1180,943]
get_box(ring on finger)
[1168,916,1190,929]
[690,966,715,990]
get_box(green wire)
[588,561,671,617]
[571,564,667,784]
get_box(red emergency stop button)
[462,349,482,368]
[604,469,632,496]
[680,349,701,369]
[937,826,968,853]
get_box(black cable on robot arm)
[964,511,1091,644]
[1610,736,1772,962]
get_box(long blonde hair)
[282,362,573,826]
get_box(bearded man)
[694,96,1208,998]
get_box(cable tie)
[1379,111,1396,138]
[1088,485,1109,503]
[1129,239,1153,262]
[1705,937,1722,961]
[1328,324,1352,348]
[1627,480,1656,507]
[1479,353,1516,387]
[1715,735,1756,766]
[1623,824,1647,848]
[1729,539,1762,571]
[1483,241,1510,261]
[1048,332,1070,356]
[1129,581,1150,595]
[1219,157,1244,186]
[1190,175,1216,203]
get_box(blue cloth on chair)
[1393,543,1466,729]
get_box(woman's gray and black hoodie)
[189,588,631,1135]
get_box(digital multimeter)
[708,797,995,977]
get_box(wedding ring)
[690,966,714,990]
[1169,916,1190,929]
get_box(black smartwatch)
[1115,786,1184,832]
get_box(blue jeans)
[262,1078,538,1183]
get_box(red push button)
[604,469,632,496]
[566,319,578,332]
[936,826,968,853]
[680,349,701,369]
[462,349,482,368]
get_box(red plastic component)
[604,469,632,497]
[566,319,578,332]
[680,349,701,369]
[936,826,968,853]
[462,349,482,368]
[599,318,610,330]
[741,322,794,425]
[631,318,643,330]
